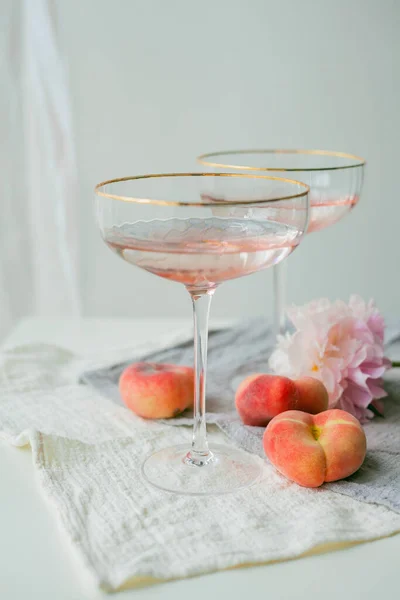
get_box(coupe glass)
[95,173,309,495]
[198,150,365,336]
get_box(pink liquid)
[201,192,359,235]
[105,218,299,290]
[307,194,359,233]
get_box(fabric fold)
[1,326,400,591]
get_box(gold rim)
[94,172,309,206]
[197,149,366,172]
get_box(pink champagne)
[307,194,359,233]
[105,218,300,290]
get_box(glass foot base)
[142,443,262,495]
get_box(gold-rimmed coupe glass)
[198,150,365,336]
[95,173,309,495]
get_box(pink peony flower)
[269,295,391,422]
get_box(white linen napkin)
[1,340,400,592]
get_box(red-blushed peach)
[119,362,194,419]
[294,376,329,414]
[263,409,367,488]
[235,374,299,426]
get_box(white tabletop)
[1,317,399,600]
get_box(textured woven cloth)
[83,319,400,514]
[1,326,400,592]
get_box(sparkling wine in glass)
[197,150,365,336]
[95,173,309,495]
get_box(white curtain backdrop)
[0,0,80,340]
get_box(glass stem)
[187,289,214,465]
[273,261,288,339]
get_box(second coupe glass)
[198,150,365,336]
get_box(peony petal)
[383,357,393,369]
[337,394,359,419]
[338,393,373,422]
[347,368,370,391]
[368,313,385,343]
[359,364,387,378]
[366,379,388,400]
[344,381,372,408]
